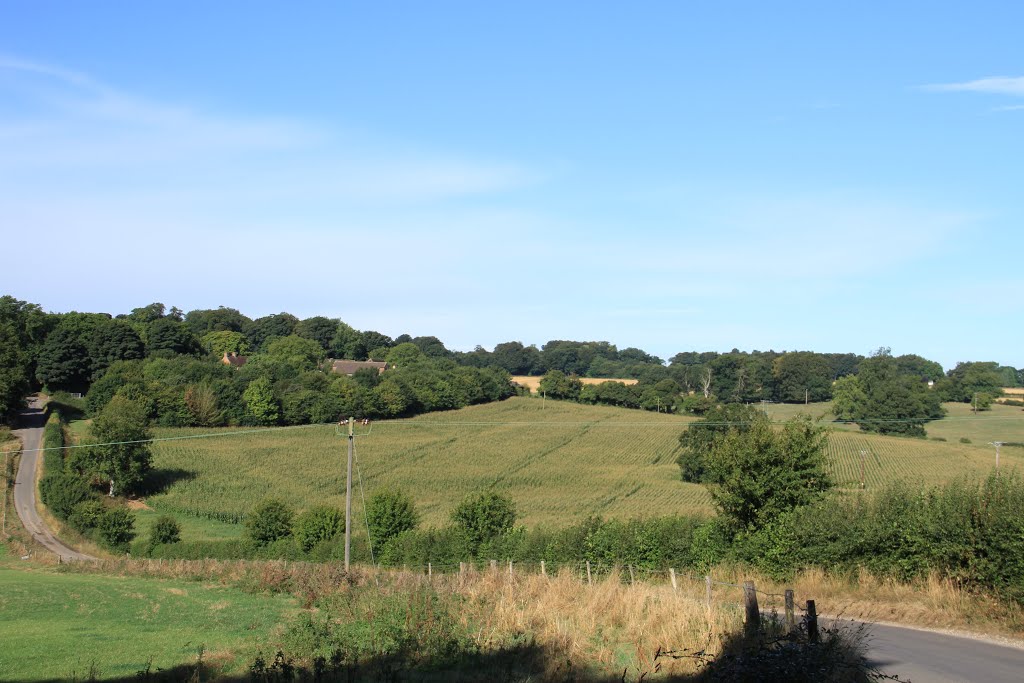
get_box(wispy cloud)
[922,76,1024,97]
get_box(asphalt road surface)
[837,617,1024,682]
[12,397,94,561]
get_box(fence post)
[586,560,592,585]
[670,568,678,592]
[428,562,432,578]
[508,559,513,578]
[490,559,497,573]
[541,560,546,577]
[628,564,635,585]
[743,581,760,636]
[459,561,465,575]
[705,575,712,608]
[784,589,796,633]
[806,599,819,643]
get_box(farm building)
[221,352,248,368]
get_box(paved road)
[12,397,94,561]
[833,617,1024,682]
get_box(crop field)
[143,397,1024,539]
[147,399,706,530]
[924,401,1024,444]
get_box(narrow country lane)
[11,397,94,561]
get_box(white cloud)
[923,76,1024,97]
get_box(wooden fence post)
[806,599,819,643]
[459,561,465,575]
[428,562,432,578]
[628,564,635,585]
[541,560,546,577]
[669,568,678,592]
[743,581,760,636]
[490,559,497,573]
[705,575,712,608]
[508,559,513,578]
[784,589,796,633]
[586,560,592,585]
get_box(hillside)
[144,397,1024,535]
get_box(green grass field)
[0,563,295,681]
[141,397,1024,541]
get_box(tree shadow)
[138,467,196,496]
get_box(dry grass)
[444,567,741,676]
[511,376,640,392]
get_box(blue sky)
[1,2,1021,370]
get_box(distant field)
[510,375,639,391]
[144,397,1024,542]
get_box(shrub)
[68,499,107,532]
[150,515,182,545]
[451,491,517,551]
[39,473,92,521]
[97,507,136,552]
[246,498,294,547]
[960,437,972,444]
[294,506,344,552]
[366,488,419,547]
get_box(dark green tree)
[772,351,833,403]
[706,416,831,531]
[87,395,153,496]
[146,318,201,356]
[35,318,97,393]
[677,404,764,483]
[294,505,344,552]
[246,313,299,351]
[243,376,279,425]
[294,316,338,352]
[89,319,145,378]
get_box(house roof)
[222,352,248,367]
[331,360,388,375]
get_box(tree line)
[1,296,1020,433]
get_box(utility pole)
[989,441,1004,470]
[344,416,354,570]
[805,388,809,405]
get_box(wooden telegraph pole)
[344,416,354,570]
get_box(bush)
[366,488,419,547]
[68,499,107,532]
[451,491,517,551]
[294,506,344,552]
[960,437,972,444]
[39,473,92,521]
[246,498,294,547]
[150,515,182,545]
[97,507,136,552]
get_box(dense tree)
[243,376,279,425]
[264,335,326,373]
[411,335,450,358]
[706,416,831,531]
[246,313,299,351]
[0,296,51,420]
[86,395,153,496]
[294,316,338,352]
[772,351,833,403]
[848,350,944,436]
[941,361,1004,404]
[677,404,764,483]
[294,505,344,552]
[538,369,582,400]
[894,354,944,383]
[89,319,145,378]
[35,316,100,393]
[201,330,250,356]
[183,307,251,335]
[146,318,201,356]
